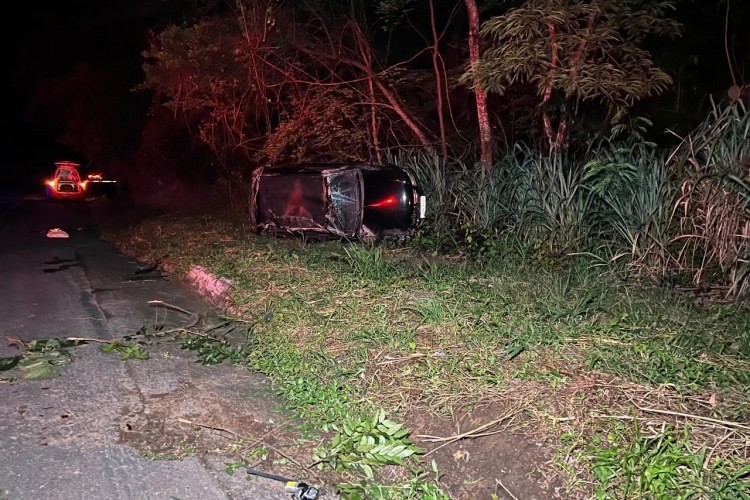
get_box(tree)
[140,15,271,168]
[467,0,681,151]
[463,0,493,169]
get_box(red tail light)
[367,195,397,208]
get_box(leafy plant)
[2,339,76,380]
[180,334,248,365]
[313,410,423,479]
[337,460,450,500]
[589,422,750,499]
[100,341,150,361]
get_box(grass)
[98,103,750,495]
[103,212,750,499]
[588,417,750,499]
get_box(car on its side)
[45,161,87,200]
[249,163,426,240]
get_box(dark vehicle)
[249,163,426,240]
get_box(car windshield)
[58,168,80,182]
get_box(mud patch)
[407,406,563,500]
[118,381,277,459]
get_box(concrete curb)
[184,265,234,309]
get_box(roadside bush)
[405,102,750,298]
[669,103,750,297]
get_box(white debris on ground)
[46,228,70,239]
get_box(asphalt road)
[0,196,294,500]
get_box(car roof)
[54,161,81,169]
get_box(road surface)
[0,196,294,500]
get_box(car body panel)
[249,163,424,240]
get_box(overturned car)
[249,163,426,240]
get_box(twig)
[636,406,750,431]
[495,478,519,500]
[66,337,124,344]
[704,430,734,470]
[377,353,427,365]
[418,407,524,457]
[591,414,637,421]
[148,300,195,316]
[178,418,242,438]
[166,328,213,338]
[418,411,518,442]
[176,418,324,483]
[5,337,28,349]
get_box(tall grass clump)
[509,144,593,252]
[668,102,750,297]
[396,102,750,298]
[582,141,676,276]
[397,146,596,257]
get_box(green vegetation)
[101,102,750,498]
[26,0,749,495]
[313,411,423,479]
[0,339,75,381]
[108,213,750,496]
[589,423,750,499]
[100,341,151,360]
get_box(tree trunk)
[429,0,448,158]
[542,21,559,151]
[464,0,493,170]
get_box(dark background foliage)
[3,0,749,189]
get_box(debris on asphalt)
[246,467,320,499]
[0,339,74,380]
[46,227,70,239]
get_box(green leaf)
[360,462,374,479]
[0,356,21,371]
[20,362,59,380]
